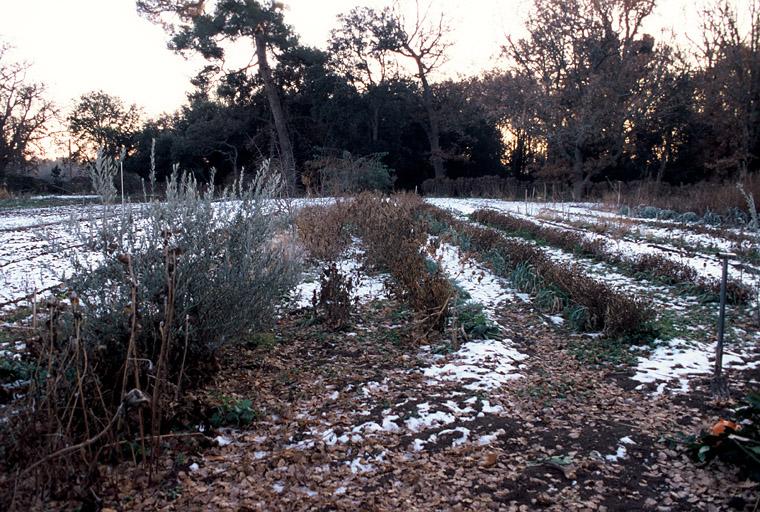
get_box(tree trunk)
[254,31,296,194]
[655,131,671,184]
[412,54,445,179]
[572,145,585,200]
[371,104,380,143]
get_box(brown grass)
[602,177,760,218]
[294,202,352,262]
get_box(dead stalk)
[176,315,190,401]
[150,241,178,472]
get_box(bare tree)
[136,0,298,193]
[0,44,57,178]
[370,1,452,179]
[506,0,660,198]
[695,0,760,176]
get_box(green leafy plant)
[0,357,33,385]
[245,332,278,350]
[455,302,500,339]
[568,338,638,367]
[210,397,257,428]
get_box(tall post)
[712,252,735,399]
[119,146,126,206]
[120,159,125,206]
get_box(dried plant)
[629,253,698,285]
[295,202,352,262]
[312,263,355,330]
[349,193,454,334]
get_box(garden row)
[422,205,657,340]
[295,195,504,345]
[471,209,752,304]
[296,194,454,336]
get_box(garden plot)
[429,198,760,288]
[535,209,760,282]
[0,201,131,306]
[536,243,696,310]
[0,198,318,307]
[427,199,760,395]
[0,235,83,308]
[3,196,758,399]
[430,200,696,310]
[0,202,99,231]
[273,238,528,458]
[426,197,601,218]
[531,240,760,395]
[539,207,755,255]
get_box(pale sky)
[0,0,736,119]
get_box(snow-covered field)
[2,196,759,399]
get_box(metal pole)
[713,252,735,399]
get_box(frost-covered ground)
[424,241,528,392]
[276,237,528,454]
[428,197,760,287]
[428,197,760,395]
[3,196,760,397]
[290,241,391,309]
[0,197,332,308]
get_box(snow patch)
[633,338,760,394]
[423,339,527,391]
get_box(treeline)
[2,0,759,198]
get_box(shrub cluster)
[471,209,752,304]
[1,163,301,506]
[303,151,395,196]
[421,176,525,198]
[424,206,654,338]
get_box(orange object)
[710,419,740,436]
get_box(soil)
[22,294,756,511]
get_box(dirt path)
[76,293,757,511]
